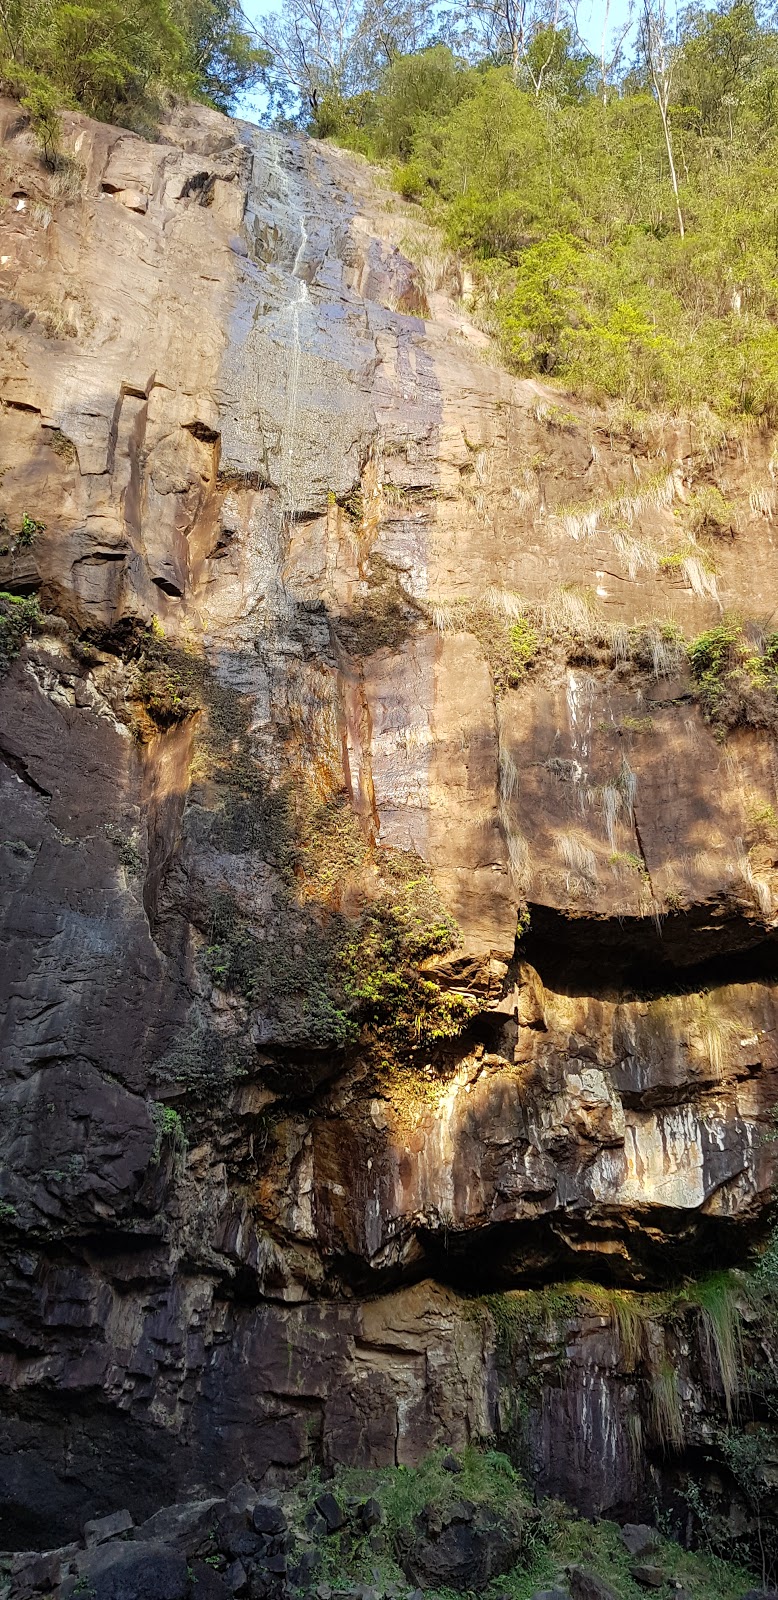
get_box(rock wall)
[1,97,778,1547]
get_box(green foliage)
[149,1102,187,1164]
[550,1510,754,1600]
[0,513,45,556]
[133,625,204,726]
[104,823,142,875]
[0,0,266,133]
[204,839,471,1052]
[297,1449,535,1592]
[683,485,734,538]
[686,1272,744,1417]
[290,1449,756,1600]
[660,542,716,573]
[509,616,539,671]
[17,514,45,547]
[322,14,778,420]
[151,1020,253,1093]
[0,590,43,674]
[687,619,778,731]
[177,0,269,113]
[21,78,61,162]
[0,1199,18,1222]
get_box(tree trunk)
[658,95,685,238]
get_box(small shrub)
[684,485,734,538]
[647,1359,685,1454]
[688,620,778,732]
[0,513,45,556]
[21,81,61,165]
[104,824,142,876]
[149,1103,187,1165]
[47,428,77,462]
[510,616,538,672]
[0,591,43,674]
[660,541,718,600]
[133,626,203,726]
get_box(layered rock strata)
[1,96,778,1545]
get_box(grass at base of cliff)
[286,1449,756,1600]
[535,1509,754,1600]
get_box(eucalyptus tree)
[254,0,435,120]
[639,0,685,235]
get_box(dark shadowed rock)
[190,1561,230,1599]
[133,1499,224,1550]
[630,1568,664,1589]
[359,1499,382,1531]
[84,1511,134,1547]
[401,1501,523,1592]
[304,1509,329,1541]
[620,1525,659,1559]
[226,1559,248,1595]
[315,1494,346,1534]
[215,1508,262,1562]
[65,1540,189,1600]
[252,1501,286,1536]
[288,1549,319,1587]
[567,1569,620,1600]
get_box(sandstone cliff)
[1,96,778,1554]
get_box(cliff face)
[1,98,778,1550]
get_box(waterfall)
[281,211,309,519]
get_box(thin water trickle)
[282,211,309,518]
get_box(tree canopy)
[0,0,267,133]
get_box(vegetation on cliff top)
[0,0,266,144]
[260,0,778,423]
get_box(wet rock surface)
[1,92,778,1559]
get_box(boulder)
[226,1560,248,1595]
[215,1508,262,1562]
[359,1499,382,1531]
[314,1494,347,1535]
[567,1570,620,1600]
[84,1511,134,1548]
[190,1561,230,1599]
[401,1500,523,1592]
[288,1549,319,1587]
[133,1499,224,1551]
[620,1525,659,1559]
[630,1568,664,1589]
[251,1501,286,1537]
[65,1539,189,1600]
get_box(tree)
[521,23,596,97]
[372,44,471,155]
[0,0,265,127]
[675,0,766,136]
[254,0,434,122]
[453,0,566,90]
[639,0,685,235]
[569,0,637,103]
[176,0,268,112]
